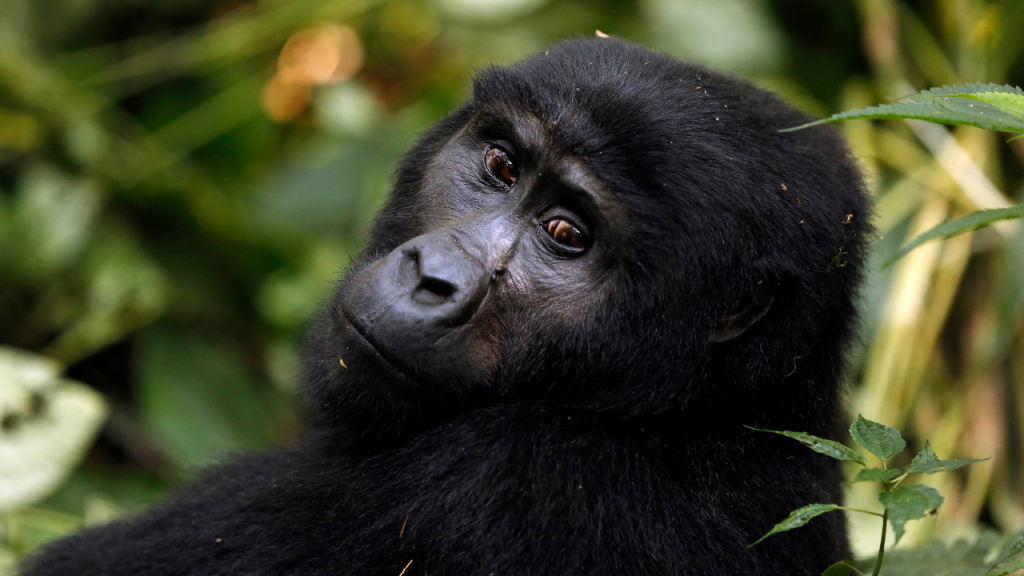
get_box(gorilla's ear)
[710,280,776,343]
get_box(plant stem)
[872,510,888,576]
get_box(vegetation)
[1,0,1024,573]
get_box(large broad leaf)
[850,415,906,462]
[856,534,999,576]
[878,485,945,544]
[745,426,867,466]
[0,347,107,510]
[906,441,989,475]
[884,205,1024,268]
[748,503,840,547]
[851,467,903,484]
[783,83,1024,134]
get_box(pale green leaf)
[850,415,906,462]
[884,206,1024,269]
[1009,530,1024,556]
[783,83,1024,134]
[988,557,1024,576]
[878,485,945,545]
[749,503,840,547]
[856,534,998,576]
[745,426,867,466]
[0,347,108,509]
[850,467,903,484]
[906,440,990,475]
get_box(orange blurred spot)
[278,24,363,86]
[261,74,311,123]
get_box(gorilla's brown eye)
[485,147,519,185]
[544,219,585,250]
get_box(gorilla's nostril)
[419,276,457,299]
[410,276,458,306]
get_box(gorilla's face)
[333,108,633,409]
[304,39,869,441]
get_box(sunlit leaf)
[783,83,1024,134]
[944,92,1024,118]
[905,441,989,475]
[745,426,867,465]
[749,503,840,547]
[850,415,906,462]
[883,206,1024,269]
[878,485,944,545]
[850,467,903,484]
[0,347,107,509]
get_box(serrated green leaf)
[783,83,1024,134]
[988,557,1024,576]
[745,426,867,466]
[851,467,903,484]
[749,503,840,547]
[944,93,1024,118]
[850,415,906,462]
[879,485,944,544]
[821,557,858,576]
[883,206,1024,269]
[905,440,990,475]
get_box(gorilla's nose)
[396,235,489,326]
[343,230,492,385]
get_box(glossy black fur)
[23,38,870,576]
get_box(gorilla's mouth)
[341,308,423,392]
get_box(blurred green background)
[1,0,1023,570]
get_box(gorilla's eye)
[544,218,586,250]
[485,147,519,186]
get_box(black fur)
[22,38,870,576]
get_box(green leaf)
[749,504,840,547]
[745,426,867,466]
[821,557,859,576]
[883,206,1024,269]
[850,415,906,462]
[857,534,998,576]
[988,557,1024,576]
[905,440,990,475]
[851,467,903,484]
[1008,530,1024,556]
[783,83,1024,134]
[944,92,1024,118]
[878,485,945,544]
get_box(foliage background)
[1,0,1023,570]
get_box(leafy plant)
[783,84,1024,268]
[747,415,991,576]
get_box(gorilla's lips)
[340,307,424,393]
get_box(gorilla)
[23,37,870,576]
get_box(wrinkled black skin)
[23,38,870,576]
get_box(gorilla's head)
[303,38,870,443]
